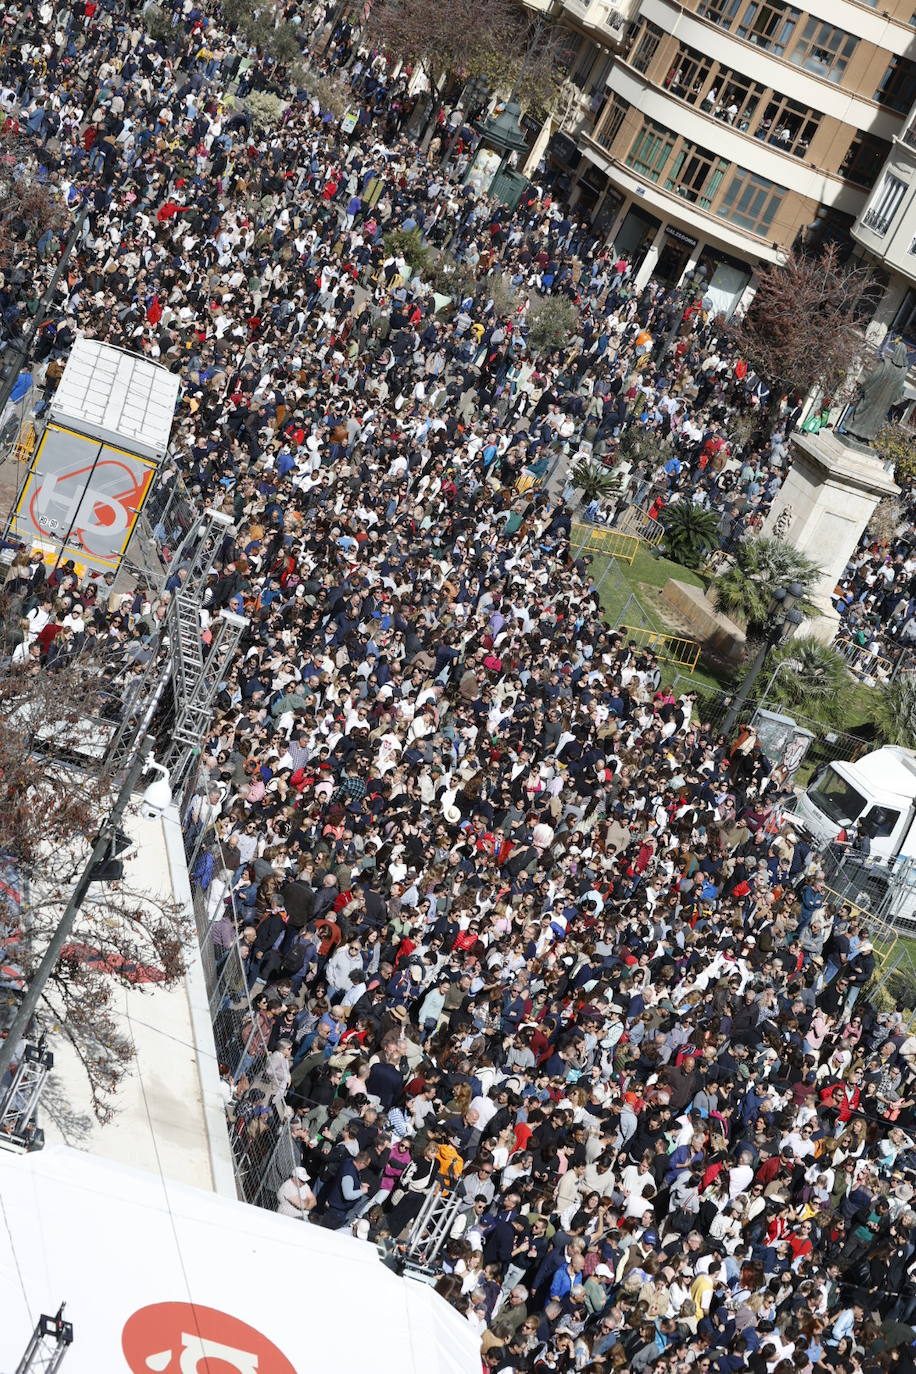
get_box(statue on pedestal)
[846,341,909,443]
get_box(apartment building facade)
[851,99,916,374]
[539,0,916,314]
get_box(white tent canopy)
[0,1145,480,1374]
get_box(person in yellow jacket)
[435,1140,464,1193]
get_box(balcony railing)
[566,0,628,37]
[860,206,894,236]
[903,122,916,150]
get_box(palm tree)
[874,673,916,748]
[661,501,721,570]
[712,537,821,635]
[571,458,622,507]
[765,639,854,726]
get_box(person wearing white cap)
[582,1264,613,1316]
[276,1165,315,1219]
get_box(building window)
[662,45,715,105]
[628,19,663,74]
[588,55,613,99]
[625,119,676,181]
[696,0,742,28]
[788,17,857,83]
[862,173,907,236]
[839,133,891,191]
[891,289,916,352]
[699,0,816,56]
[571,40,596,89]
[704,69,768,130]
[661,41,819,155]
[593,94,628,151]
[735,2,800,54]
[717,167,785,235]
[799,205,856,258]
[875,55,916,113]
[665,145,730,208]
[754,93,819,157]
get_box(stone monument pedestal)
[761,429,899,644]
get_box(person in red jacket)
[819,1073,861,1123]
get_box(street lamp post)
[760,655,803,706]
[0,734,165,1088]
[468,98,530,192]
[722,582,805,736]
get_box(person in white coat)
[276,1166,315,1219]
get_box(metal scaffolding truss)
[105,507,248,787]
[165,504,234,601]
[0,1040,53,1150]
[164,602,247,789]
[104,654,173,778]
[12,1306,73,1374]
[404,1186,465,1271]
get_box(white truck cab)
[793,746,916,863]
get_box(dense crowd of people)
[832,522,916,681]
[3,2,916,1373]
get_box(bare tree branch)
[0,658,192,1122]
[731,244,877,404]
[365,0,568,113]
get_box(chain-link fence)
[666,676,871,783]
[187,808,299,1211]
[571,520,705,673]
[137,467,198,573]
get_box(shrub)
[244,90,287,128]
[661,501,721,570]
[619,426,663,472]
[299,70,350,120]
[423,251,475,300]
[526,296,577,356]
[866,496,903,547]
[142,0,172,38]
[481,272,519,318]
[383,228,430,274]
[873,422,916,486]
[875,673,916,748]
[765,638,855,727]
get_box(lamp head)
[140,758,173,820]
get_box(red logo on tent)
[122,1303,296,1374]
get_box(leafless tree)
[0,126,67,266]
[731,244,877,407]
[365,0,568,129]
[0,658,191,1123]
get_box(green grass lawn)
[584,545,703,629]
[584,544,726,695]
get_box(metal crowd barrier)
[834,634,894,682]
[571,520,640,565]
[186,818,299,1210]
[615,502,665,546]
[619,622,701,669]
